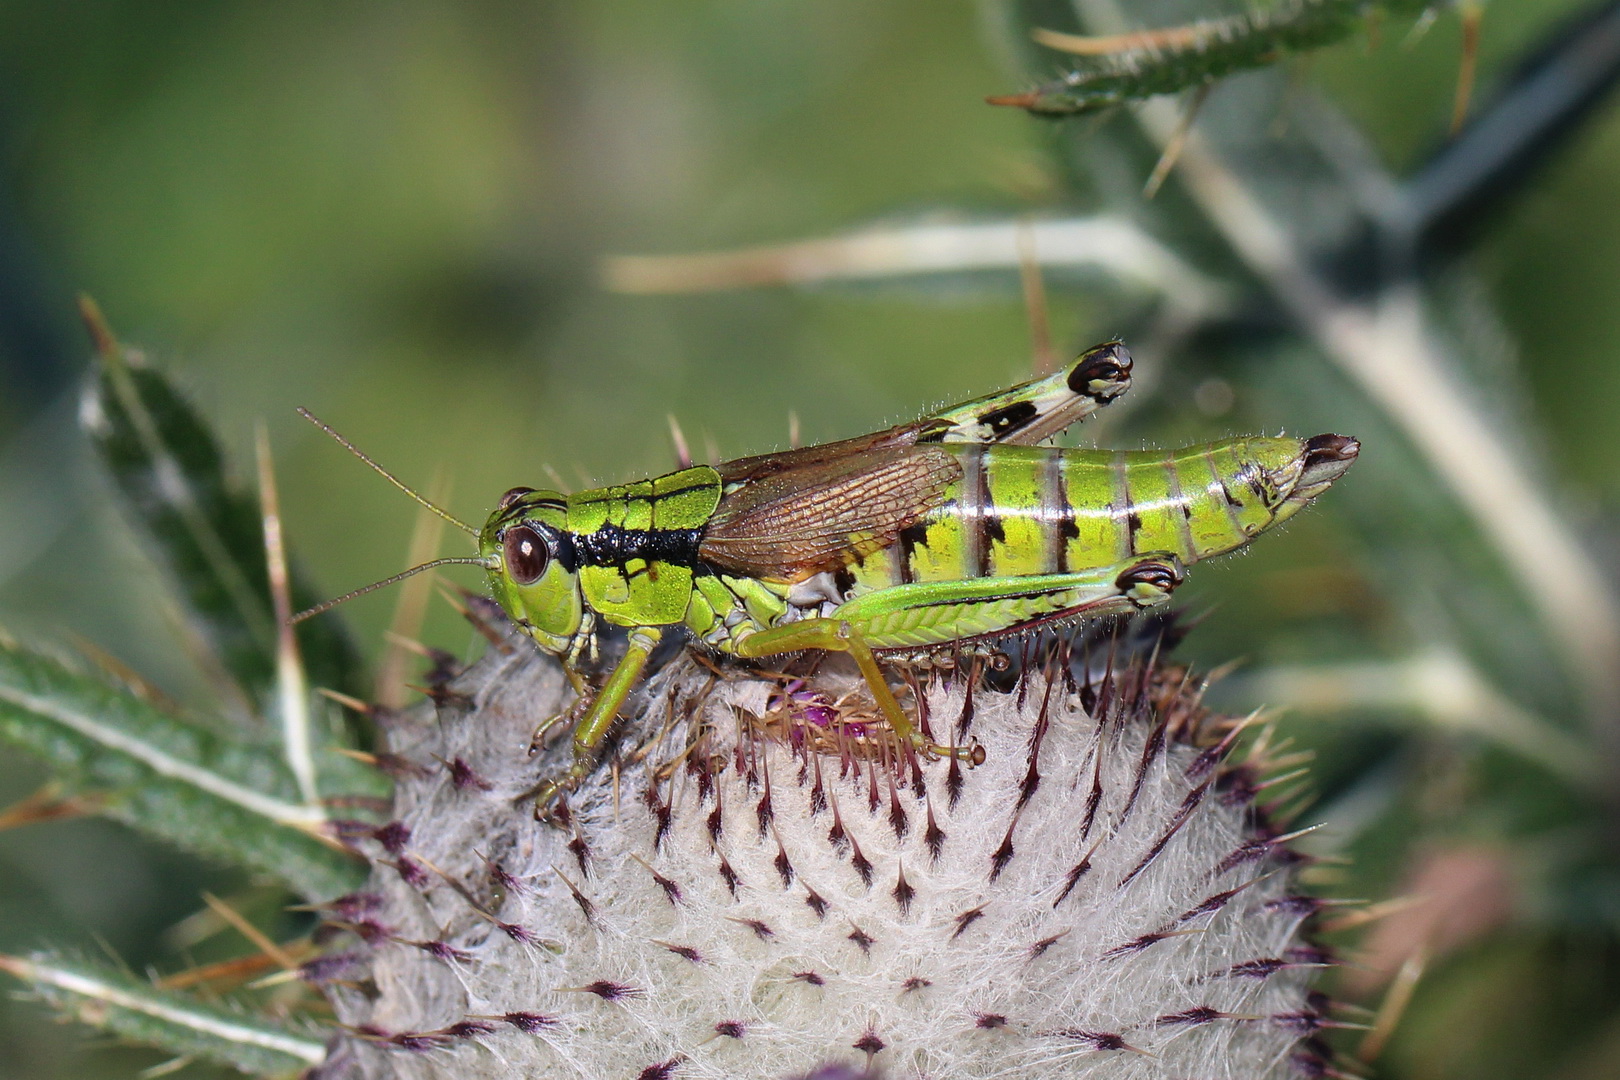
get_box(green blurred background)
[3,1,1620,1077]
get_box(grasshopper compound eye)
[504,525,549,585]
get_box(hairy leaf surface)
[0,640,364,898]
[0,952,327,1076]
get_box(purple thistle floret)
[372,820,411,855]
[392,856,429,888]
[298,952,368,984]
[502,1012,557,1033]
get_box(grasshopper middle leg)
[735,553,1184,757]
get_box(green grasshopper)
[297,342,1357,804]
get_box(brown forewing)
[701,445,961,582]
[714,417,949,486]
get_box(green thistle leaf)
[77,300,365,709]
[0,638,365,898]
[0,952,327,1077]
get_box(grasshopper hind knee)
[921,341,1134,446]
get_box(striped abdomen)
[847,437,1357,592]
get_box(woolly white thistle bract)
[315,614,1343,1080]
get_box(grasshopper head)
[1245,434,1360,526]
[480,486,584,654]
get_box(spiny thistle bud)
[317,622,1343,1079]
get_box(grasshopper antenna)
[291,557,491,624]
[297,407,478,536]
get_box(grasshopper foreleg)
[532,625,664,815]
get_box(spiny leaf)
[0,952,327,1076]
[995,0,1436,116]
[0,638,365,898]
[77,299,365,708]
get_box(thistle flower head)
[318,632,1338,1079]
